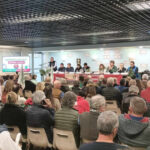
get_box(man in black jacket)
[102,77,122,107]
[26,90,54,144]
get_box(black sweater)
[0,103,27,136]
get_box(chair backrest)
[7,126,20,141]
[27,127,51,148]
[106,100,121,115]
[53,128,77,150]
[128,146,146,150]
[82,138,94,144]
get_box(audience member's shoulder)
[79,111,89,117]
[79,142,129,150]
[115,143,129,150]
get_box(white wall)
[35,46,150,72]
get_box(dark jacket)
[118,114,150,148]
[121,94,139,113]
[118,67,126,73]
[115,86,128,93]
[26,105,54,143]
[66,67,74,72]
[0,104,27,136]
[79,111,99,141]
[75,67,83,72]
[72,86,80,95]
[102,87,122,107]
[58,67,66,72]
[60,85,70,93]
[24,80,36,93]
[83,66,90,72]
[49,61,57,71]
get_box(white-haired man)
[80,111,128,150]
[79,95,106,143]
[118,97,150,148]
[26,90,54,144]
[102,77,122,107]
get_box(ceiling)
[1,0,150,48]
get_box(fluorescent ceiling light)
[1,13,83,24]
[105,37,137,41]
[126,1,150,11]
[78,31,122,36]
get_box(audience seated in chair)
[141,80,150,103]
[102,77,122,107]
[26,90,54,144]
[52,80,64,101]
[72,80,81,95]
[59,78,70,93]
[2,80,14,104]
[12,84,26,106]
[54,91,80,147]
[24,75,36,94]
[74,91,90,114]
[115,78,128,93]
[121,85,140,113]
[44,83,61,112]
[79,95,106,143]
[85,82,96,103]
[79,111,129,150]
[0,91,27,150]
[118,97,150,149]
[96,78,107,95]
[141,74,149,89]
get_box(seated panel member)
[99,64,105,74]
[127,61,139,78]
[49,57,57,71]
[83,63,90,72]
[106,60,117,73]
[66,63,74,72]
[75,64,83,73]
[58,63,66,72]
[118,63,126,73]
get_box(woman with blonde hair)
[0,91,27,150]
[2,80,14,104]
[36,82,45,91]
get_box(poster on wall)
[2,56,30,72]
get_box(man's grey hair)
[90,95,106,111]
[130,97,147,115]
[32,90,46,104]
[129,85,139,94]
[62,91,77,108]
[97,111,119,135]
[59,78,67,86]
[107,77,114,87]
[142,74,149,80]
[129,79,136,86]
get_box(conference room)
[0,0,150,150]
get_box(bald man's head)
[54,80,61,89]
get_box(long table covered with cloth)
[53,73,127,84]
